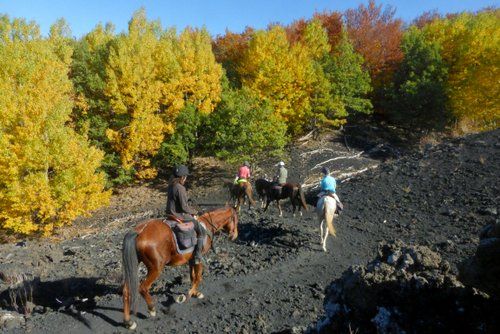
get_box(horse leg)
[123,283,136,330]
[277,200,282,217]
[322,223,328,252]
[139,263,163,317]
[188,263,204,299]
[247,188,256,208]
[320,220,324,246]
[264,199,271,212]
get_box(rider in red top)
[235,161,251,184]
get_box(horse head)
[200,207,239,241]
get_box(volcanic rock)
[315,240,499,333]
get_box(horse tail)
[298,184,308,210]
[324,198,336,237]
[122,231,139,313]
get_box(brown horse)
[228,181,256,212]
[121,207,238,330]
[264,182,308,217]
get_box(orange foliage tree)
[344,0,403,87]
[286,11,343,48]
[212,27,254,87]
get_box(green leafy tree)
[385,26,448,128]
[70,24,130,185]
[320,30,373,121]
[201,84,288,162]
[155,103,203,167]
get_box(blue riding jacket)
[320,175,336,193]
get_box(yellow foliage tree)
[156,27,222,116]
[238,25,315,134]
[105,9,165,178]
[0,17,110,236]
[423,10,500,132]
[106,11,222,178]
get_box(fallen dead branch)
[300,148,336,157]
[297,130,316,142]
[302,165,379,190]
[311,152,364,170]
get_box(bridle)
[201,208,236,237]
[200,208,237,250]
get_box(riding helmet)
[174,165,189,177]
[321,166,330,175]
[278,161,285,166]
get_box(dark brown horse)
[227,181,256,212]
[121,207,238,330]
[264,182,308,217]
[255,177,271,208]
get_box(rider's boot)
[192,220,206,265]
[193,237,204,264]
[332,193,344,213]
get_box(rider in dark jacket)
[166,165,206,264]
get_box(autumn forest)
[0,1,498,235]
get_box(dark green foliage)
[384,27,449,129]
[155,104,203,168]
[200,86,288,162]
[322,30,373,116]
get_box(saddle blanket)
[316,195,342,215]
[163,220,208,255]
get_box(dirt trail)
[1,127,498,333]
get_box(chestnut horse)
[121,207,238,330]
[263,182,308,217]
[228,181,256,212]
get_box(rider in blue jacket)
[319,167,343,211]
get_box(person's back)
[318,167,343,212]
[166,178,196,220]
[166,165,206,264]
[276,161,287,185]
[235,161,251,184]
[238,165,251,180]
[320,174,336,194]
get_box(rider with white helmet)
[275,161,288,186]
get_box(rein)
[200,208,236,249]
[202,209,235,234]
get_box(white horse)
[316,195,337,252]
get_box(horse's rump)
[317,196,336,236]
[255,178,271,196]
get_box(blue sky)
[0,0,497,37]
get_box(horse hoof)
[299,212,303,217]
[148,309,156,317]
[175,294,187,304]
[195,292,205,299]
[126,321,137,330]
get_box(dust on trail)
[1,128,498,333]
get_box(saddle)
[317,193,344,214]
[163,215,197,253]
